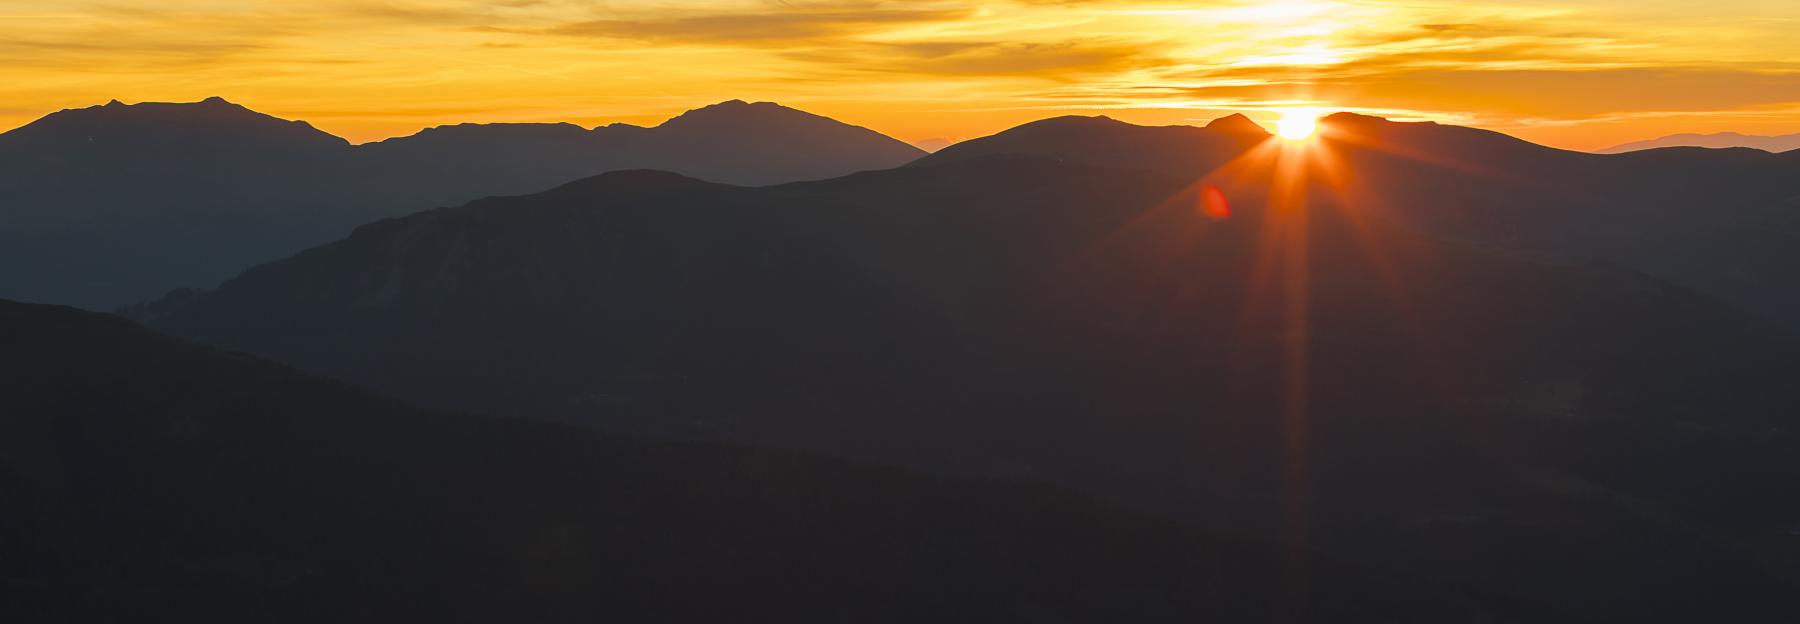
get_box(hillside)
[0,298,1485,622]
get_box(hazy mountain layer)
[1601,131,1800,154]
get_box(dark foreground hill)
[923,112,1800,331]
[0,299,1482,622]
[148,156,1800,621]
[0,98,923,309]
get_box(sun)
[1276,108,1320,141]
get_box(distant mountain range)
[0,98,923,309]
[5,298,1487,622]
[1601,131,1800,154]
[142,152,1800,621]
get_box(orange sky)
[4,1,1799,151]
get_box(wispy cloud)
[550,2,973,43]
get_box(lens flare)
[1201,185,1232,219]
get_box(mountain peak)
[1205,113,1268,135]
[662,99,802,125]
[2,97,349,151]
[57,97,267,122]
[632,99,923,181]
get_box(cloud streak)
[551,2,973,43]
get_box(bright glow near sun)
[1276,108,1321,140]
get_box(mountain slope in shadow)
[1,298,1485,623]
[0,98,923,309]
[148,156,1800,621]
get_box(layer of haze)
[4,0,1799,150]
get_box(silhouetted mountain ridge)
[0,97,347,154]
[655,98,828,129]
[1204,112,1269,134]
